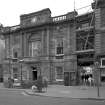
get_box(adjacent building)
[0,24,5,82]
[2,0,105,85]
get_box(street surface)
[0,88,105,105]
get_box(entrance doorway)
[64,72,75,86]
[33,70,37,80]
[31,66,37,80]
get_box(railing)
[52,15,67,22]
[76,26,94,32]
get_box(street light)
[19,59,24,82]
[94,61,100,97]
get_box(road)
[0,88,105,105]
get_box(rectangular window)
[81,23,89,28]
[29,41,41,57]
[14,52,18,58]
[101,58,105,68]
[55,67,64,81]
[12,48,18,58]
[56,41,63,54]
[55,39,64,59]
[13,68,18,79]
[101,76,105,82]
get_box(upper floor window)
[56,42,63,54]
[13,52,18,58]
[55,39,64,59]
[12,48,19,58]
[13,68,18,79]
[56,39,64,54]
[29,41,41,57]
[101,58,105,68]
[82,23,89,28]
[56,39,64,59]
[77,23,90,30]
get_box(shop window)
[55,67,64,81]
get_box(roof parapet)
[20,8,51,28]
[52,11,78,23]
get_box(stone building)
[2,0,105,85]
[0,24,5,82]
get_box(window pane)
[29,42,32,56]
[56,74,63,79]
[56,39,63,55]
[32,41,41,56]
[13,74,18,78]
[102,59,105,66]
[29,41,41,57]
[14,52,18,58]
[13,68,18,73]
[13,68,18,79]
[56,67,63,80]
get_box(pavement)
[25,85,105,100]
[1,83,105,100]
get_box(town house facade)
[2,0,105,85]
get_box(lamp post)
[95,61,100,97]
[8,28,11,79]
[19,59,24,82]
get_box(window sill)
[56,79,64,82]
[56,54,64,56]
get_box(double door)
[64,72,75,86]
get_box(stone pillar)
[95,8,101,54]
[93,0,105,54]
[46,26,52,82]
[47,27,50,56]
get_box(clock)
[31,17,37,23]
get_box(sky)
[0,0,93,26]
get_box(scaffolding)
[74,0,98,68]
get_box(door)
[64,72,70,86]
[64,72,75,86]
[32,70,37,80]
[31,66,37,80]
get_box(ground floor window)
[13,68,18,79]
[101,76,105,82]
[55,67,63,81]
